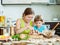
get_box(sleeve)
[42,25,48,33]
[44,25,48,30]
[33,26,37,30]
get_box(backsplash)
[0,0,60,21]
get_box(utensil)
[52,22,59,30]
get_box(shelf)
[1,0,31,5]
[45,21,60,22]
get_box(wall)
[0,0,60,21]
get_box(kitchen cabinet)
[0,27,10,35]
[1,0,31,5]
[32,0,49,3]
[1,0,49,5]
[1,0,57,5]
[0,28,3,35]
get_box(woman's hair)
[23,7,34,17]
[34,15,43,22]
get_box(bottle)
[10,25,14,36]
[7,18,12,27]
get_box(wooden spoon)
[52,22,59,30]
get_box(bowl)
[42,30,55,38]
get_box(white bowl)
[42,30,55,38]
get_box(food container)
[54,39,60,45]
[3,42,12,45]
[42,30,55,38]
[27,43,35,45]
[0,16,5,27]
[0,42,2,45]
[12,42,27,45]
[54,41,60,45]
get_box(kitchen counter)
[0,35,60,45]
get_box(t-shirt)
[34,25,47,33]
[19,18,33,34]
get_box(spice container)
[3,42,12,45]
[54,40,60,45]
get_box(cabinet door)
[0,29,3,35]
[31,0,49,3]
[2,0,31,4]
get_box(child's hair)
[34,15,43,22]
[23,7,34,17]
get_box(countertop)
[0,35,60,45]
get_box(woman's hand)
[25,23,34,30]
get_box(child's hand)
[31,30,38,35]
[35,30,38,33]
[29,30,37,35]
[38,32,43,35]
[38,32,42,35]
[34,30,42,35]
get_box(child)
[34,15,47,34]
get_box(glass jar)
[0,16,5,27]
[10,26,14,36]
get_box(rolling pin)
[52,22,60,30]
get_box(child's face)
[35,21,43,27]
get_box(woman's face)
[24,14,34,23]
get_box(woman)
[16,8,34,34]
